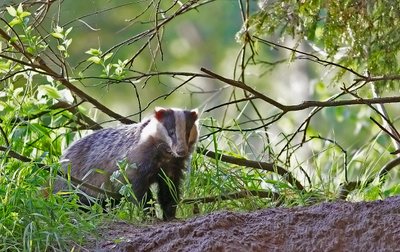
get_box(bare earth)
[89,196,400,252]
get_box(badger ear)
[154,107,166,121]
[190,108,199,121]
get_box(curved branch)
[201,67,400,112]
[378,156,400,178]
[338,156,400,199]
[198,147,304,190]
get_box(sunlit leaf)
[85,48,102,56]
[19,11,30,18]
[51,32,64,39]
[57,45,66,51]
[37,85,61,99]
[6,6,17,17]
[87,56,102,64]
[9,18,21,27]
[65,27,73,36]
[104,52,113,61]
[64,38,72,47]
[16,3,23,14]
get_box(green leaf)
[104,52,113,61]
[64,38,72,48]
[0,101,6,111]
[119,184,132,197]
[37,85,61,99]
[19,11,31,18]
[85,48,102,56]
[26,47,35,54]
[65,27,73,36]
[110,170,121,182]
[29,123,51,137]
[16,3,23,14]
[0,60,11,72]
[57,45,66,51]
[9,18,21,27]
[53,25,63,33]
[13,87,23,97]
[51,32,63,39]
[87,56,102,64]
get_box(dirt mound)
[90,196,400,251]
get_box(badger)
[55,107,199,220]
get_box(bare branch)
[201,67,400,112]
[198,147,304,190]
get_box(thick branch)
[201,68,400,112]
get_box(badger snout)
[174,146,188,157]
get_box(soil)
[88,196,400,252]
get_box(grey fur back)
[54,120,149,197]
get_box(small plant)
[85,48,128,80]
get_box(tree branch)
[198,147,304,190]
[201,67,400,112]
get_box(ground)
[88,196,400,251]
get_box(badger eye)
[167,129,175,137]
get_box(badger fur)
[55,107,199,220]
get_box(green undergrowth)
[1,115,399,251]
[0,161,98,251]
[1,94,399,251]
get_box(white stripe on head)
[174,109,189,157]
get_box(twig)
[370,117,400,147]
[254,37,365,79]
[0,125,9,147]
[309,135,349,182]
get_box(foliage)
[245,0,400,88]
[0,1,399,250]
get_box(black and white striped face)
[152,107,199,157]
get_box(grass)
[0,114,399,251]
[0,162,99,251]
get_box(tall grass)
[0,160,100,251]
[1,110,398,250]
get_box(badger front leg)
[157,173,182,220]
